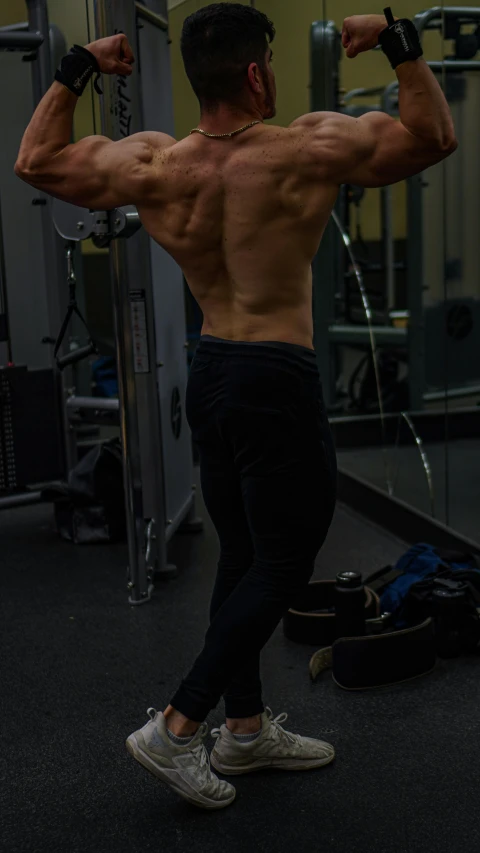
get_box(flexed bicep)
[16,131,175,210]
[293,110,456,190]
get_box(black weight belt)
[283,580,436,691]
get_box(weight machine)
[0,0,201,604]
[312,7,480,415]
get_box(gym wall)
[0,1,26,27]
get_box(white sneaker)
[210,707,335,776]
[126,708,236,809]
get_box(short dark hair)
[181,3,275,109]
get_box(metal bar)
[66,395,120,411]
[381,186,395,314]
[414,6,480,35]
[343,86,386,103]
[0,31,43,49]
[25,0,65,346]
[429,61,480,71]
[406,176,426,411]
[25,3,72,488]
[423,384,480,402]
[26,1,51,102]
[0,491,42,510]
[94,0,154,604]
[329,325,407,345]
[310,21,341,407]
[135,2,168,31]
[109,238,145,592]
[0,22,29,31]
[136,1,195,581]
[331,406,480,445]
[380,83,399,317]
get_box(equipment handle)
[56,342,97,370]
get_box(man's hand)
[84,33,135,75]
[342,14,391,58]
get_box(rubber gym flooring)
[2,470,480,853]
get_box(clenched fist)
[84,33,135,75]
[342,14,393,58]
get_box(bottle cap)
[336,571,362,587]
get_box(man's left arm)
[15,34,174,210]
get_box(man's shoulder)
[288,111,340,131]
[132,131,177,155]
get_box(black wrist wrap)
[55,45,103,96]
[378,18,423,69]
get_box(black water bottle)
[432,587,466,658]
[334,571,366,639]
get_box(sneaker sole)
[126,734,236,810]
[210,748,335,776]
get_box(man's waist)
[194,336,319,382]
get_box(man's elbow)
[436,133,458,157]
[14,157,39,184]
[422,134,458,169]
[444,136,458,157]
[14,158,28,180]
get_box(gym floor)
[2,471,480,853]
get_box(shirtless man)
[16,4,456,810]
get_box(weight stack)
[0,369,16,489]
[0,366,67,493]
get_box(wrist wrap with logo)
[55,45,102,96]
[378,7,423,70]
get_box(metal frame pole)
[381,186,395,316]
[94,0,147,604]
[21,4,70,348]
[24,1,71,481]
[110,239,147,601]
[135,2,168,31]
[310,21,342,409]
[93,0,174,603]
[23,4,73,359]
[406,175,426,411]
[380,83,401,318]
[25,1,51,111]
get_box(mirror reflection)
[313,2,479,544]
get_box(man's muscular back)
[15,14,456,353]
[139,125,337,349]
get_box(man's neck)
[197,105,263,136]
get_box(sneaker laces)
[211,708,298,745]
[147,709,215,782]
[190,723,209,766]
[193,739,225,793]
[176,722,219,789]
[266,709,298,745]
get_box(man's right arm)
[291,14,458,188]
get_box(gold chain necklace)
[189,120,262,139]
